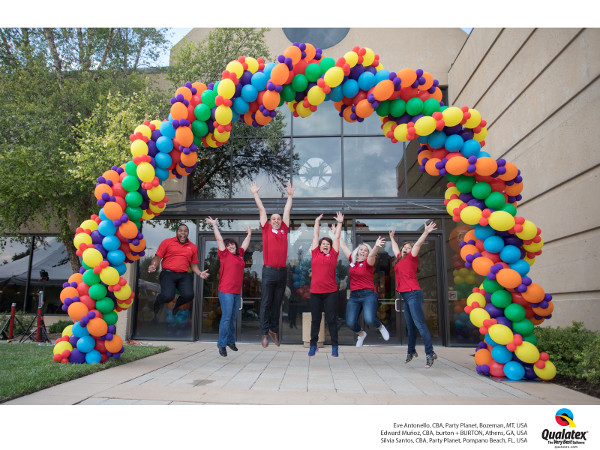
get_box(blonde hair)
[351,242,372,263]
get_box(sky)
[157,28,193,66]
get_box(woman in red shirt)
[339,236,390,347]
[308,212,343,357]
[390,221,437,368]
[206,217,251,357]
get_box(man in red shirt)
[250,181,295,348]
[148,224,209,318]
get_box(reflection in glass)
[292,106,341,136]
[342,111,385,136]
[343,136,405,197]
[353,218,439,232]
[292,137,341,197]
[401,140,446,198]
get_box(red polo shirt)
[348,255,375,292]
[261,222,289,267]
[310,247,339,294]
[218,248,245,294]
[156,237,199,273]
[394,253,420,292]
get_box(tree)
[167,28,295,199]
[0,28,170,272]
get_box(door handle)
[239,297,243,311]
[394,297,403,313]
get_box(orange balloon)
[304,44,316,61]
[129,238,147,253]
[103,201,123,221]
[283,46,302,65]
[505,182,523,196]
[417,149,432,165]
[496,268,522,289]
[243,111,254,126]
[270,63,290,86]
[68,273,83,284]
[192,82,207,95]
[418,72,434,91]
[475,157,498,176]
[463,229,476,243]
[397,68,417,88]
[472,257,493,276]
[333,100,344,112]
[119,221,138,240]
[431,87,443,102]
[87,317,108,337]
[170,102,188,121]
[343,107,355,123]
[175,86,192,101]
[94,184,112,200]
[474,348,493,366]
[68,302,89,322]
[373,79,394,101]
[60,286,80,303]
[532,301,554,317]
[175,126,194,148]
[102,170,120,185]
[425,158,440,176]
[498,162,519,181]
[445,155,469,175]
[262,90,280,110]
[530,317,545,325]
[105,334,123,353]
[355,99,374,118]
[254,109,272,126]
[180,151,198,167]
[460,244,478,261]
[522,283,545,302]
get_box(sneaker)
[332,346,339,357]
[425,353,437,368]
[379,324,390,341]
[308,346,318,357]
[405,352,418,363]
[356,331,367,348]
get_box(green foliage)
[534,322,600,385]
[0,343,169,403]
[47,319,73,334]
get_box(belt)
[264,265,286,271]
[162,269,187,273]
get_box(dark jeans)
[309,291,338,346]
[345,289,382,333]
[398,289,434,356]
[260,266,287,335]
[156,271,194,305]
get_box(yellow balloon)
[245,57,259,74]
[414,116,436,136]
[130,140,148,157]
[136,162,155,182]
[214,105,233,125]
[296,103,312,118]
[534,360,556,380]
[488,324,513,345]
[149,203,166,214]
[393,123,409,142]
[446,199,463,216]
[53,340,73,355]
[114,284,132,300]
[442,107,463,127]
[147,185,165,202]
[523,238,543,253]
[100,267,120,286]
[61,324,73,337]
[464,109,482,129]
[514,341,540,364]
[382,120,395,135]
[134,124,152,139]
[73,233,92,249]
[488,211,515,231]
[362,48,375,66]
[516,220,538,240]
[225,60,244,78]
[82,248,103,268]
[474,127,488,141]
[150,119,162,130]
[217,78,235,99]
[343,51,358,67]
[142,210,155,220]
[444,186,460,199]
[469,308,490,327]
[307,86,326,105]
[80,219,99,231]
[460,205,482,225]
[323,66,344,88]
[213,129,231,143]
[467,292,486,308]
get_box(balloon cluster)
[55,42,554,379]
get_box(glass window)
[400,141,446,198]
[282,28,350,50]
[352,218,441,232]
[342,111,385,136]
[292,137,342,197]
[292,106,341,136]
[343,136,405,197]
[278,106,292,137]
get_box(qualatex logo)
[541,408,588,447]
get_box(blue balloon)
[427,131,446,149]
[155,167,170,181]
[154,152,172,169]
[329,85,344,102]
[484,333,498,346]
[358,72,376,91]
[250,72,268,92]
[474,225,496,240]
[241,84,258,102]
[342,79,359,98]
[72,321,90,338]
[85,349,102,364]
[102,235,120,252]
[500,245,521,264]
[510,259,531,276]
[107,250,126,266]
[491,344,512,364]
[483,235,505,253]
[77,335,95,353]
[478,151,491,157]
[374,69,390,83]
[156,136,174,153]
[232,96,250,115]
[263,62,275,79]
[461,139,481,158]
[98,219,117,238]
[114,263,127,276]
[445,134,464,152]
[159,121,176,139]
[504,360,525,381]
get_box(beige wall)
[449,28,600,330]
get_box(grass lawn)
[0,342,170,403]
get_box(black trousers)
[155,271,194,305]
[309,291,338,346]
[259,266,287,335]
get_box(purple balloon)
[69,335,79,347]
[495,316,513,329]
[485,303,504,318]
[69,349,86,364]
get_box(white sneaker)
[379,324,390,341]
[356,331,367,347]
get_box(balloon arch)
[53,43,556,381]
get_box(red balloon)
[488,360,505,377]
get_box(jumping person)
[205,217,251,357]
[308,212,343,357]
[389,221,438,368]
[250,181,295,348]
[338,234,390,347]
[148,224,209,318]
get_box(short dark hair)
[319,237,333,248]
[176,223,189,232]
[223,238,239,255]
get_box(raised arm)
[282,183,295,226]
[311,214,323,250]
[250,181,268,227]
[389,230,400,257]
[334,224,352,259]
[412,221,437,257]
[332,211,343,252]
[367,236,385,266]
[240,226,252,252]
[205,216,225,251]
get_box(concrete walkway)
[5,341,598,405]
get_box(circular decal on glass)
[298,157,332,189]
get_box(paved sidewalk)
[4,342,598,405]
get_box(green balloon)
[472,182,492,200]
[406,98,424,116]
[103,311,119,326]
[512,319,534,336]
[376,100,391,117]
[200,90,216,109]
[191,119,208,137]
[125,206,143,222]
[122,175,140,193]
[446,174,460,183]
[305,64,321,82]
[124,161,138,177]
[95,297,115,315]
[482,278,503,293]
[281,84,296,102]
[291,74,309,92]
[319,57,335,75]
[194,103,211,122]
[423,98,441,116]
[389,98,406,117]
[125,191,143,208]
[485,191,506,210]
[455,175,476,193]
[82,269,101,286]
[501,203,518,216]
[522,333,538,345]
[505,303,526,322]
[491,289,512,309]
[88,283,108,301]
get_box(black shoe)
[227,344,238,351]
[153,300,161,314]
[172,296,184,316]
[218,346,227,357]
